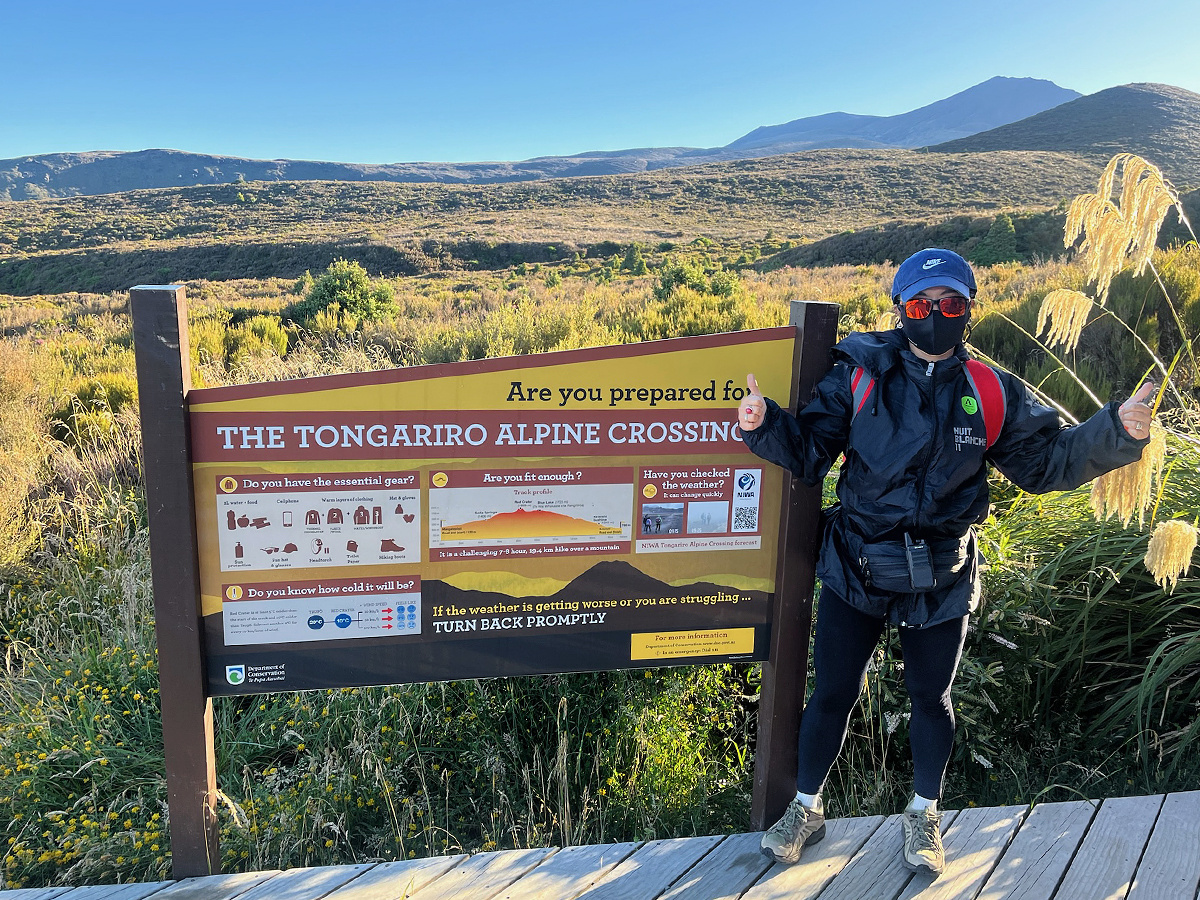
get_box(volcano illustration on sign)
[429,471,635,556]
[440,507,625,540]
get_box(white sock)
[796,791,822,810]
[907,793,938,813]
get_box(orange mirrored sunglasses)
[904,294,969,319]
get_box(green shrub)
[51,373,139,448]
[224,316,289,368]
[621,245,648,276]
[970,213,1019,266]
[654,259,717,302]
[287,260,398,328]
[190,316,229,371]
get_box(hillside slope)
[0,148,1105,294]
[929,83,1200,188]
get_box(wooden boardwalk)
[5,792,1198,900]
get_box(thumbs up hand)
[1118,381,1156,439]
[738,374,767,432]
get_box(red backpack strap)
[850,366,875,418]
[963,359,1006,449]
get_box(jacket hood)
[831,329,908,376]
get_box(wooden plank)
[1054,794,1164,900]
[572,835,724,900]
[496,842,640,900]
[233,865,374,900]
[403,848,556,900]
[975,800,1098,900]
[51,883,174,900]
[144,870,278,900]
[818,811,959,900]
[741,815,885,900]
[897,805,1025,900]
[1127,791,1200,900]
[658,833,775,900]
[322,856,467,900]
[0,889,74,900]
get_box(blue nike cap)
[892,248,977,303]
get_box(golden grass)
[1035,288,1094,353]
[0,341,61,565]
[1144,518,1198,591]
[1089,421,1168,527]
[1063,153,1182,304]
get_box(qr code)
[733,506,757,531]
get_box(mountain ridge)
[2,76,1081,199]
[729,76,1080,152]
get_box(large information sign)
[189,328,796,694]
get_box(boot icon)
[380,539,404,553]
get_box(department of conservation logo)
[961,396,979,415]
[225,665,246,685]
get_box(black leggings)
[795,589,969,801]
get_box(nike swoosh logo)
[922,259,944,269]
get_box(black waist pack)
[857,532,972,593]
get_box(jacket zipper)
[913,360,937,533]
[898,359,939,628]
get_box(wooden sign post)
[752,300,840,829]
[131,286,221,877]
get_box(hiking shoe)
[760,796,826,864]
[901,806,945,875]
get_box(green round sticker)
[962,396,979,415]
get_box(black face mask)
[899,308,967,356]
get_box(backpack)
[850,359,1006,449]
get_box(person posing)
[738,248,1154,875]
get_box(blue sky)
[4,0,1198,164]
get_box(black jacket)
[740,329,1148,627]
